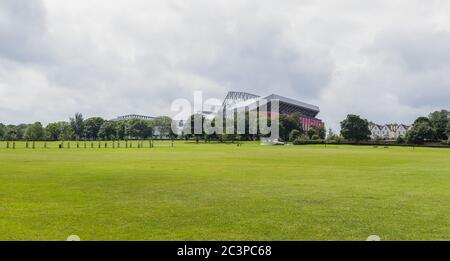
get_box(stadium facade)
[218,91,324,130]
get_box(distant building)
[369,123,411,140]
[112,114,154,121]
[219,91,324,130]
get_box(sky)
[0,0,449,130]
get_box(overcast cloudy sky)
[1,0,449,130]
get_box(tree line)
[0,114,175,141]
[180,112,326,143]
[337,109,450,145]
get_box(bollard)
[6,141,9,149]
[26,141,29,149]
[44,142,47,149]
[68,142,70,149]
[32,141,35,149]
[13,142,15,149]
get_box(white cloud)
[0,0,449,130]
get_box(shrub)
[396,136,405,144]
[293,138,325,145]
[289,129,301,142]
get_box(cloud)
[0,0,449,130]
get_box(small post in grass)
[13,141,15,149]
[26,141,29,149]
[6,141,9,149]
[32,141,35,149]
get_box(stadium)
[217,91,324,130]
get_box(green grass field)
[0,141,449,240]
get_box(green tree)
[406,121,436,144]
[59,122,74,140]
[151,116,173,138]
[98,121,117,140]
[428,110,449,140]
[279,112,303,141]
[115,121,126,140]
[289,129,301,141]
[306,128,316,139]
[24,122,45,140]
[84,117,105,140]
[446,121,450,138]
[340,114,371,142]
[316,126,326,139]
[3,125,17,140]
[0,123,5,140]
[70,113,85,139]
[46,122,62,141]
[125,119,153,139]
[185,114,206,140]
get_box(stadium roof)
[221,91,320,117]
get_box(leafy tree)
[98,121,117,140]
[0,123,5,140]
[115,121,126,140]
[84,117,105,140]
[447,121,450,138]
[396,136,405,144]
[414,117,431,125]
[151,116,173,138]
[184,114,206,140]
[405,121,436,144]
[59,122,74,140]
[46,122,62,141]
[316,127,326,139]
[306,128,316,139]
[340,114,371,142]
[24,122,45,141]
[289,129,301,141]
[306,126,326,140]
[3,125,17,140]
[3,124,27,140]
[428,110,449,140]
[125,119,152,139]
[279,112,303,141]
[70,113,85,139]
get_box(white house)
[369,123,411,140]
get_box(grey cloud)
[0,0,51,63]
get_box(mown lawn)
[0,141,449,240]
